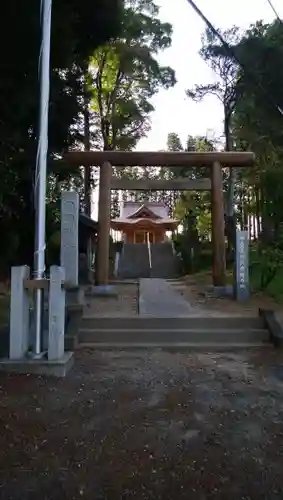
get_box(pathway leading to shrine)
[138,278,236,317]
[139,278,193,317]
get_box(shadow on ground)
[0,348,283,499]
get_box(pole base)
[27,350,47,360]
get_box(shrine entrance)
[64,150,255,287]
[134,231,154,244]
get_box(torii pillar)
[211,161,226,286]
[96,161,112,285]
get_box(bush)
[250,241,283,300]
[173,234,212,274]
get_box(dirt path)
[174,272,283,317]
[0,348,283,499]
[84,282,138,317]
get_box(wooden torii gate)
[64,150,255,287]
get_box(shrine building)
[110,201,179,244]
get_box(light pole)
[33,0,52,357]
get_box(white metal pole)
[33,0,52,357]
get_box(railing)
[146,232,152,271]
[113,251,120,278]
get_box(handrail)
[146,232,152,270]
[114,251,120,277]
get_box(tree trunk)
[83,77,92,217]
[225,112,235,217]
[224,111,236,262]
[255,187,261,238]
[252,193,256,240]
[260,182,269,240]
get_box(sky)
[92,0,281,218]
[137,0,280,151]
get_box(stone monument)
[234,230,250,301]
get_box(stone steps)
[81,315,264,330]
[150,242,180,278]
[77,342,270,351]
[79,327,268,345]
[117,244,150,279]
[76,279,272,351]
[78,315,270,349]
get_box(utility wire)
[266,0,283,24]
[185,0,283,116]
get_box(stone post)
[61,191,79,287]
[211,161,226,286]
[234,231,250,301]
[10,266,30,359]
[48,266,65,360]
[96,161,112,285]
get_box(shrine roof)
[116,201,175,223]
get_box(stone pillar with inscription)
[48,266,65,360]
[234,230,250,301]
[61,191,79,287]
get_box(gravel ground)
[1,348,283,499]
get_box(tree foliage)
[186,27,241,221]
[0,0,123,271]
[186,19,283,294]
[90,0,176,152]
[227,20,283,241]
[166,132,213,239]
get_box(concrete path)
[139,278,192,317]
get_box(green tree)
[0,0,123,271]
[90,0,176,152]
[167,132,184,152]
[228,20,283,241]
[165,132,214,238]
[88,0,176,217]
[186,26,240,218]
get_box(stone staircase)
[117,242,180,279]
[78,315,270,349]
[77,278,271,350]
[117,243,150,279]
[150,242,180,278]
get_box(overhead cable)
[185,0,283,117]
[266,0,283,25]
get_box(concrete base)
[0,352,74,378]
[85,285,118,298]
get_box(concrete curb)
[259,308,283,348]
[0,352,74,377]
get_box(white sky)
[92,0,280,218]
[137,0,279,151]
